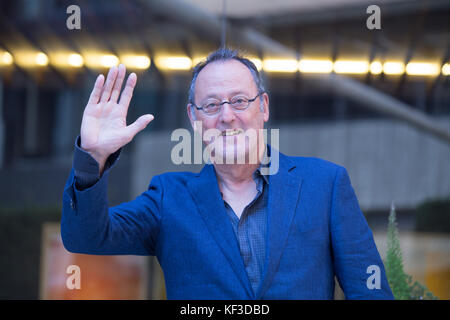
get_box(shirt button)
[70,199,75,210]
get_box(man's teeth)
[222,129,243,136]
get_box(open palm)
[80,64,154,171]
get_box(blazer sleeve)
[60,167,163,256]
[330,166,394,299]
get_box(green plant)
[383,203,438,300]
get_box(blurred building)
[0,0,449,299]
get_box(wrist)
[87,151,107,170]
[79,145,108,172]
[74,136,122,178]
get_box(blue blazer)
[61,149,393,299]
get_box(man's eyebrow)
[229,90,250,97]
[202,94,221,101]
[201,90,251,101]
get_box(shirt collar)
[255,144,270,185]
[253,166,269,185]
[218,145,271,199]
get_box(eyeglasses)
[191,92,264,116]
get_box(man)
[61,48,394,299]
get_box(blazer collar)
[187,146,303,299]
[187,163,254,297]
[256,149,303,299]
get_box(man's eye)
[205,103,217,109]
[232,98,248,105]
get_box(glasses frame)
[190,92,264,116]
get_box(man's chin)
[209,142,248,165]
[205,132,263,165]
[215,145,265,165]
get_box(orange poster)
[39,223,149,300]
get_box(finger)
[100,66,118,102]
[125,114,154,141]
[118,72,137,110]
[110,64,126,103]
[87,74,105,105]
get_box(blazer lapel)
[187,164,254,297]
[256,151,303,299]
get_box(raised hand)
[80,64,154,174]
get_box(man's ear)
[262,93,269,122]
[187,104,197,130]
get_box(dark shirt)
[221,168,269,295]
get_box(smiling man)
[187,56,270,219]
[188,56,268,167]
[61,48,394,300]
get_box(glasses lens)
[230,96,249,109]
[203,102,220,115]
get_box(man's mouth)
[221,128,244,136]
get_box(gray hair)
[188,48,266,116]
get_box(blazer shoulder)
[284,154,345,179]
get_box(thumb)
[126,114,154,140]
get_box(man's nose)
[218,103,236,123]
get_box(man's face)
[187,59,269,164]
